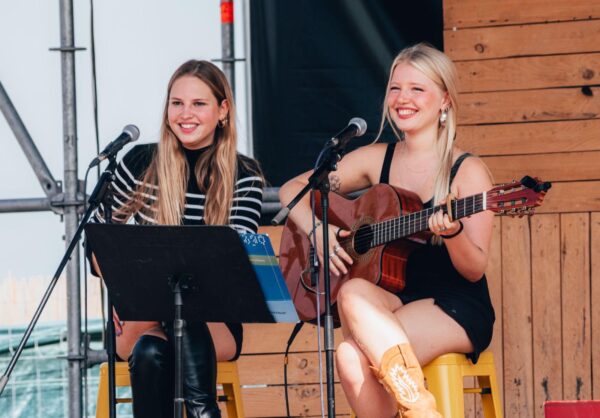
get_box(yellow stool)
[350,351,501,418]
[95,361,244,418]
[423,352,502,418]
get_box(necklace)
[390,144,439,197]
[396,143,439,174]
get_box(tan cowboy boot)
[371,344,442,418]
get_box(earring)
[218,116,228,128]
[440,108,449,126]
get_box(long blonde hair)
[376,43,459,210]
[138,60,239,225]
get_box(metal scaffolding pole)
[220,0,236,91]
[0,198,52,213]
[0,80,63,213]
[0,81,61,197]
[240,0,254,157]
[56,0,84,416]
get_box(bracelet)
[307,221,322,240]
[441,220,463,239]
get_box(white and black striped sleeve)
[91,144,156,224]
[230,157,264,233]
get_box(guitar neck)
[371,192,486,247]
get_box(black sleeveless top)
[379,142,471,205]
[379,142,495,362]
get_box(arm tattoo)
[329,174,341,192]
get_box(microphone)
[89,124,140,168]
[326,117,367,150]
[270,117,368,226]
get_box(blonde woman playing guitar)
[281,43,507,418]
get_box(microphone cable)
[283,321,304,417]
[82,0,102,414]
[88,0,103,347]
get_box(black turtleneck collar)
[182,144,211,167]
[182,145,212,193]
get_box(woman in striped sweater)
[90,60,263,418]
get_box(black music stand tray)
[85,223,275,417]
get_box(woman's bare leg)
[336,339,398,418]
[207,322,238,361]
[336,279,473,417]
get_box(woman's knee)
[337,278,377,316]
[208,322,238,362]
[129,334,170,371]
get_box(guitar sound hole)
[353,225,374,254]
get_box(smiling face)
[387,63,448,137]
[167,75,229,150]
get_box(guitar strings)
[329,194,485,250]
[370,195,484,244]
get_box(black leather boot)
[128,335,174,418]
[164,321,221,418]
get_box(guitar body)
[279,183,426,322]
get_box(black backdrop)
[250,0,443,186]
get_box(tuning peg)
[520,175,536,189]
[535,181,552,193]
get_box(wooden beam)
[487,217,504,406]
[445,19,600,61]
[240,384,351,417]
[561,213,592,400]
[456,120,600,157]
[242,323,344,354]
[456,53,600,93]
[535,181,600,214]
[459,86,600,125]
[502,216,534,418]
[482,151,600,183]
[444,0,600,29]
[238,352,339,385]
[592,213,600,399]
[531,214,562,418]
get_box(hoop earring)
[439,108,448,127]
[218,116,228,128]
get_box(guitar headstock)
[487,176,552,217]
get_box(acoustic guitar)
[279,176,551,323]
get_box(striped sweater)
[93,143,264,234]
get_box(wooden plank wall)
[444,1,600,417]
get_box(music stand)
[85,223,277,417]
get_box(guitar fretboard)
[369,192,486,247]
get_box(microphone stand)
[272,142,344,418]
[97,157,118,418]
[0,156,119,418]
